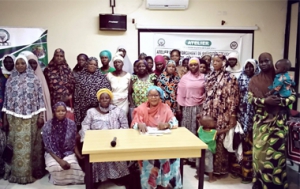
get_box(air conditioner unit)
[146,0,189,10]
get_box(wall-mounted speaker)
[99,14,127,31]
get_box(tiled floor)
[0,165,252,189]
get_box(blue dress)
[269,72,295,97]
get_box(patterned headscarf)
[2,55,45,118]
[237,59,260,132]
[44,48,75,106]
[99,50,112,61]
[42,101,76,159]
[147,86,165,100]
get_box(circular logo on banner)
[230,41,238,50]
[0,29,10,46]
[158,38,165,46]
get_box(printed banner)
[0,27,48,70]
[153,33,243,62]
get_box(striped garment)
[45,153,85,185]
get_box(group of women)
[0,45,295,189]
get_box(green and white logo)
[185,40,211,46]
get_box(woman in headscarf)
[2,55,45,184]
[176,58,206,166]
[107,53,131,115]
[44,48,75,106]
[79,88,130,188]
[131,86,182,189]
[153,55,166,77]
[181,57,190,72]
[248,53,296,189]
[23,52,52,179]
[74,57,111,131]
[1,54,15,78]
[99,50,115,74]
[202,54,239,176]
[132,59,139,75]
[226,52,243,79]
[42,101,85,185]
[72,53,88,78]
[170,49,186,78]
[111,45,133,74]
[236,59,260,183]
[129,59,156,108]
[157,60,180,113]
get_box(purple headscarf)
[42,101,76,158]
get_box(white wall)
[0,0,287,68]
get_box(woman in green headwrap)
[99,50,116,74]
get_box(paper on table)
[140,126,171,135]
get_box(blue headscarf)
[99,50,112,61]
[147,86,165,100]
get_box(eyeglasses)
[148,95,160,98]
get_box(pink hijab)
[177,58,205,106]
[26,53,53,121]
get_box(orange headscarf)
[130,101,174,128]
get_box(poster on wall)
[0,27,48,70]
[139,32,254,67]
[154,33,242,60]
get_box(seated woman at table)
[42,102,85,185]
[131,86,182,189]
[79,88,130,187]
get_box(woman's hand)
[138,123,147,133]
[158,123,169,130]
[264,95,281,106]
[58,159,71,170]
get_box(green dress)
[248,91,295,189]
[132,73,156,106]
[100,67,116,74]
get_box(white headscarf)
[226,52,243,78]
[110,45,133,73]
[1,54,16,75]
[113,52,124,62]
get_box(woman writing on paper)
[131,86,182,189]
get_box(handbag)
[2,144,13,164]
[66,99,75,121]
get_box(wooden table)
[82,127,208,189]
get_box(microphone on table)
[111,137,117,147]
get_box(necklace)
[99,105,110,113]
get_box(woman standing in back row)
[44,49,75,106]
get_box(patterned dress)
[132,73,156,106]
[42,103,85,185]
[236,59,260,181]
[202,70,239,174]
[44,49,75,107]
[0,71,7,178]
[249,91,296,189]
[74,69,111,131]
[2,55,45,184]
[79,106,130,182]
[157,71,180,113]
